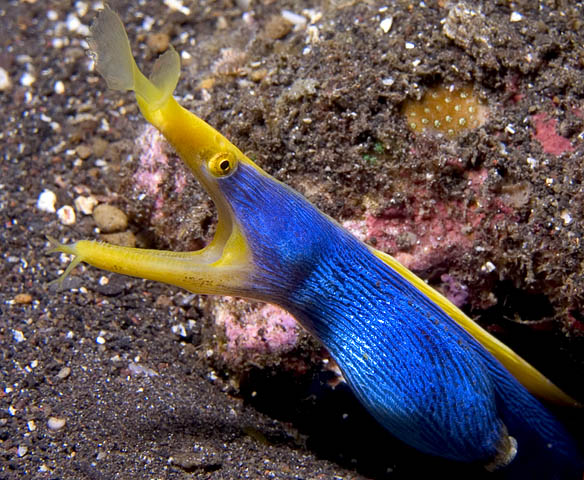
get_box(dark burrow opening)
[476,280,584,402]
[240,366,495,479]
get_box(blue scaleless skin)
[49,6,583,478]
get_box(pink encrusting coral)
[213,299,301,366]
[135,126,169,195]
[530,113,575,156]
[341,168,526,308]
[344,169,497,275]
[134,125,189,219]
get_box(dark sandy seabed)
[1,0,584,479]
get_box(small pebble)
[250,69,268,82]
[281,9,307,27]
[57,205,76,225]
[91,137,109,157]
[181,50,193,66]
[142,15,155,31]
[13,330,26,343]
[264,15,293,40]
[37,189,57,213]
[380,17,393,33]
[75,1,88,17]
[74,195,98,215]
[155,294,173,308]
[56,366,71,380]
[560,210,573,225]
[76,144,92,159]
[481,261,496,273]
[47,416,66,431]
[0,67,11,91]
[54,80,65,94]
[65,12,89,35]
[175,293,197,307]
[147,32,170,54]
[95,276,125,296]
[52,37,65,49]
[199,77,215,90]
[163,0,191,16]
[14,293,33,304]
[17,445,28,457]
[66,13,81,31]
[216,15,228,30]
[20,72,35,87]
[171,323,187,337]
[93,204,128,233]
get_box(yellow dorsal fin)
[372,247,580,407]
[149,47,181,100]
[89,5,179,110]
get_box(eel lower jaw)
[48,210,255,297]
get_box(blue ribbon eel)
[49,6,582,478]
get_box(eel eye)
[207,152,237,177]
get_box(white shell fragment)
[47,417,67,431]
[54,80,65,94]
[20,72,35,87]
[0,67,11,91]
[281,10,307,27]
[37,189,57,213]
[481,261,496,273]
[74,195,98,215]
[560,210,573,225]
[380,17,393,33]
[57,205,76,225]
[12,329,26,343]
[163,0,191,16]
